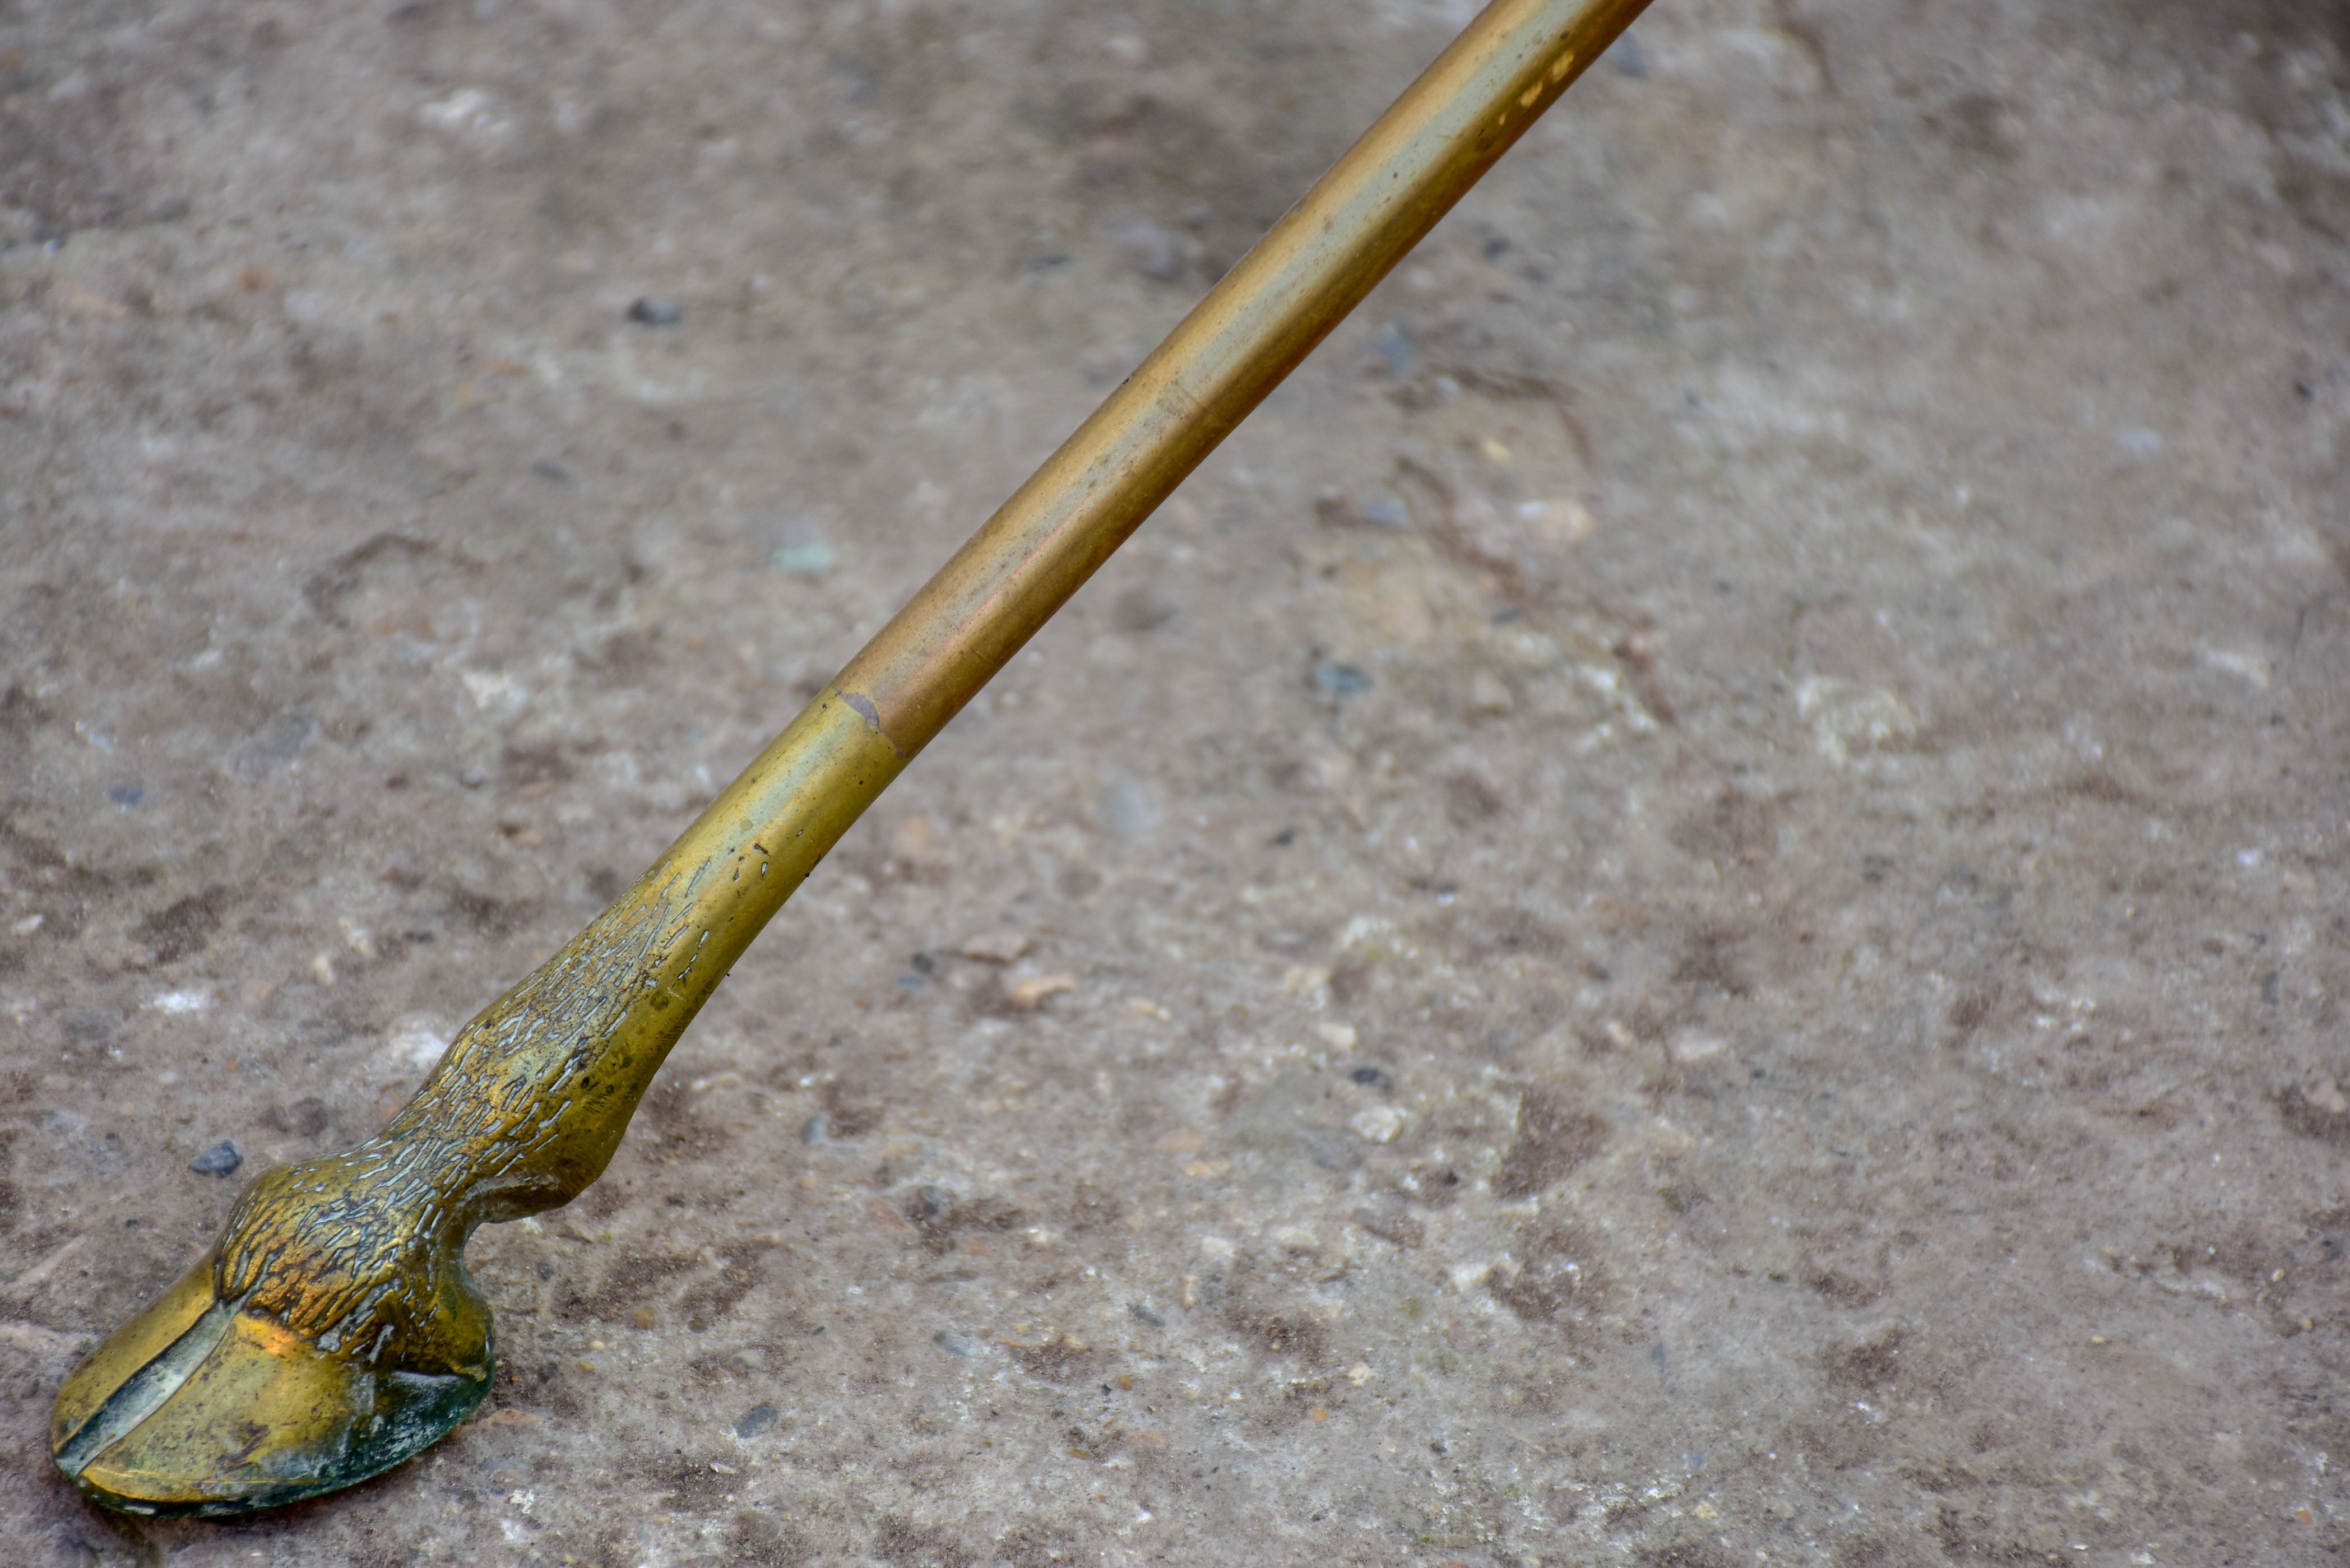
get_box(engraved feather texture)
[215,870,697,1363]
[198,690,906,1376]
[52,695,910,1514]
[47,0,1654,1505]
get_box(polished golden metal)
[53,0,1651,1517]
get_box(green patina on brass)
[53,0,1651,1517]
[52,694,905,1514]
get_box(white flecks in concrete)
[148,989,215,1014]
[380,1019,451,1078]
[2197,646,2271,690]
[418,88,517,146]
[1796,676,1917,766]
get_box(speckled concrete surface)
[4,1,2350,1564]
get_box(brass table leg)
[52,0,1652,1516]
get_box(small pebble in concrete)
[627,294,683,326]
[799,1111,828,1145]
[105,782,143,808]
[1128,1302,1165,1328]
[227,711,316,781]
[1111,584,1177,633]
[188,1140,243,1176]
[1468,670,1514,716]
[1370,323,1415,381]
[773,540,837,576]
[734,1403,779,1439]
[933,1330,976,1358]
[958,930,1031,964]
[1361,491,1411,530]
[1349,1065,1395,1091]
[770,513,836,577]
[1102,215,1188,282]
[1313,661,1370,697]
[1306,1131,1362,1172]
[62,1008,122,1043]
[264,1097,331,1138]
[1096,772,1154,836]
[1005,972,1077,1010]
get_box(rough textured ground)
[4,1,2350,1564]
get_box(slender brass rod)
[52,0,1653,1518]
[840,0,1648,756]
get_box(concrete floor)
[4,1,2349,1564]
